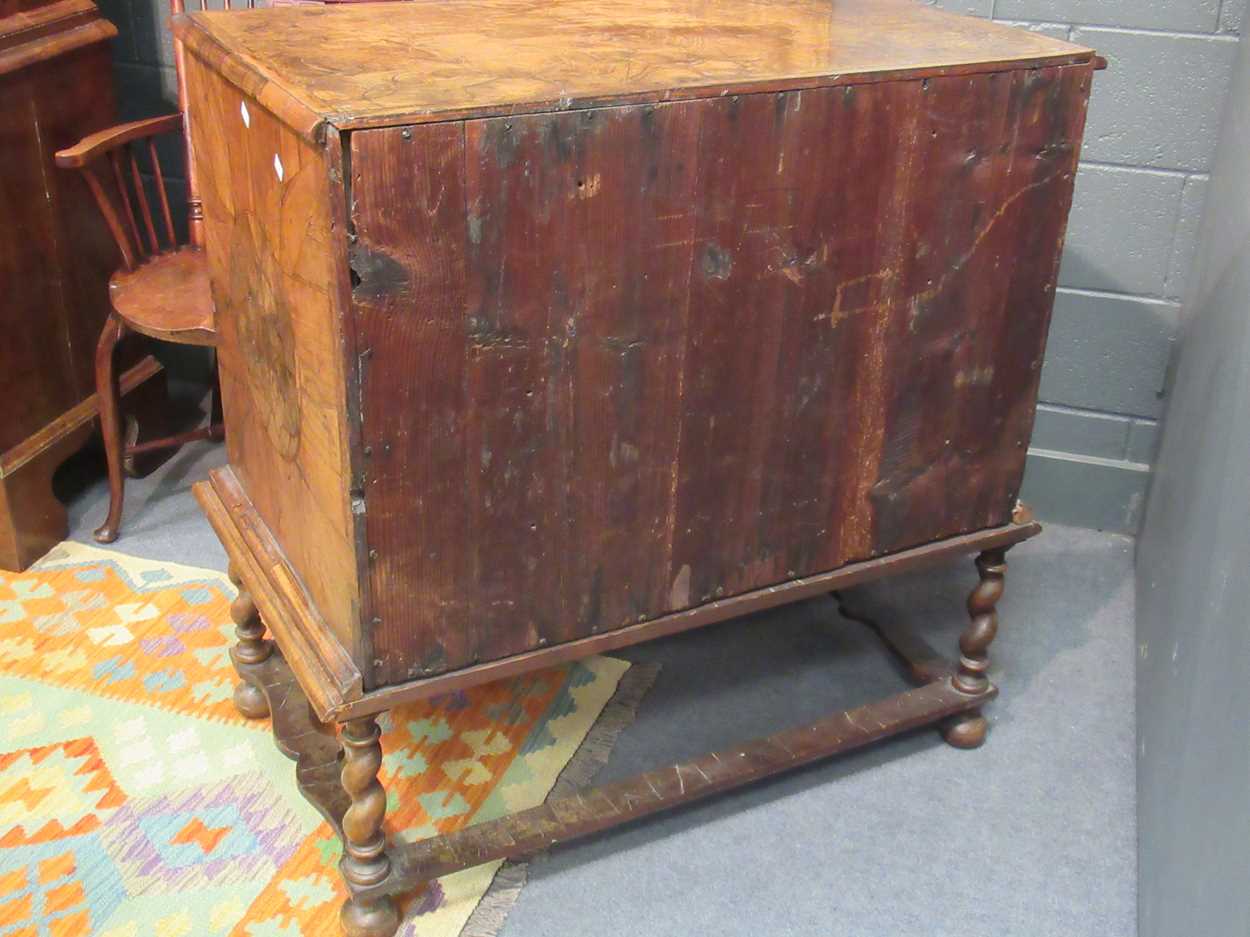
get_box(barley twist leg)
[942,548,1007,749]
[339,716,400,937]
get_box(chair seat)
[109,247,216,346]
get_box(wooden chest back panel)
[186,55,363,653]
[350,65,1090,688]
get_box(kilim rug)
[0,542,657,937]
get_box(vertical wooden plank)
[865,66,1091,553]
[557,106,701,633]
[348,123,471,686]
[461,116,567,662]
[31,44,119,401]
[667,93,792,606]
[759,81,923,577]
[462,106,704,664]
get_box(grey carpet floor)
[59,434,1136,937]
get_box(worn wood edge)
[55,113,183,168]
[0,355,163,478]
[0,0,107,50]
[337,521,1041,720]
[212,470,361,695]
[357,676,995,896]
[326,55,1096,132]
[323,124,377,677]
[176,18,325,142]
[194,468,362,721]
[0,15,114,76]
[171,4,1093,135]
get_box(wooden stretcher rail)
[360,676,994,898]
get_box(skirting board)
[1021,447,1151,533]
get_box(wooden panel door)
[349,65,1091,688]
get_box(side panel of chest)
[185,56,364,656]
[349,65,1091,688]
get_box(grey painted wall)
[1135,29,1250,937]
[928,0,1243,531]
[96,0,1242,532]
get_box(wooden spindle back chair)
[50,0,266,543]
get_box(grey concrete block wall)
[927,0,1241,532]
[96,0,1241,532]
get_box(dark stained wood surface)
[0,40,116,453]
[352,66,1089,687]
[173,0,1093,134]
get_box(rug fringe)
[459,863,529,937]
[458,660,662,937]
[549,660,661,798]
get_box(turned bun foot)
[93,522,120,544]
[233,680,270,719]
[941,712,988,749]
[340,895,400,937]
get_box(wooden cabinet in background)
[0,0,167,570]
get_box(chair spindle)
[127,143,160,256]
[81,166,138,271]
[148,138,177,249]
[109,150,144,262]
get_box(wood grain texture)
[105,248,216,345]
[351,66,1089,686]
[0,0,114,76]
[347,123,471,683]
[0,37,117,452]
[194,467,363,722]
[173,0,1093,135]
[184,53,363,654]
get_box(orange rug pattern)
[0,542,631,936]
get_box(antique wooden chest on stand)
[175,1,1098,931]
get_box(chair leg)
[208,353,225,438]
[93,314,127,544]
